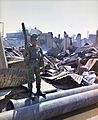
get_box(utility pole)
[0,22,8,68]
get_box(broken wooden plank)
[0,68,28,88]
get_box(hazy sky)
[0,0,98,37]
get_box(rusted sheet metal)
[1,89,98,120]
[42,71,83,84]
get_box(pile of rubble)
[42,45,98,86]
[0,43,98,89]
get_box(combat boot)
[36,84,46,97]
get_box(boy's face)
[31,38,38,45]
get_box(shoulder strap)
[37,47,43,55]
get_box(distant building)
[5,27,42,49]
[39,32,53,51]
[81,38,89,46]
[76,33,81,47]
[81,34,96,46]
[73,33,96,47]
[88,34,96,45]
[5,28,53,51]
[94,30,98,48]
[62,31,72,52]
[52,36,63,53]
[5,32,24,48]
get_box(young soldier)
[27,34,45,97]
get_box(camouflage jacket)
[27,45,44,67]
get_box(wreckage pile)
[0,45,98,89]
[42,45,98,86]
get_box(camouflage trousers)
[27,63,41,93]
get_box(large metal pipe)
[6,84,98,110]
[1,89,98,120]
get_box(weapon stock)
[21,22,28,58]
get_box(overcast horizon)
[0,0,98,38]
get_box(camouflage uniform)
[27,45,44,96]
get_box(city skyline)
[1,0,98,38]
